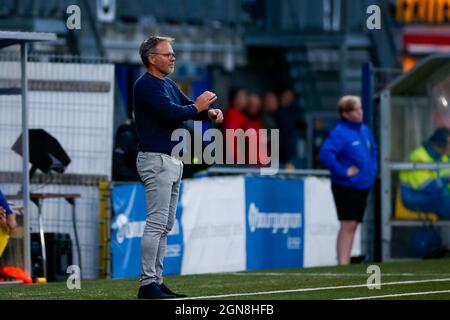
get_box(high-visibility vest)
[400,146,450,190]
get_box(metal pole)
[361,62,374,128]
[306,114,313,169]
[37,202,47,279]
[71,200,82,277]
[206,167,330,176]
[339,0,349,96]
[388,162,450,170]
[380,90,391,262]
[20,42,31,276]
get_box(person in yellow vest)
[400,127,450,220]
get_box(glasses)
[150,52,176,59]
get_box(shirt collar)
[340,119,362,129]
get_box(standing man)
[319,96,377,265]
[134,36,223,299]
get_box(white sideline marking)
[176,277,450,300]
[339,289,450,300]
[228,272,450,277]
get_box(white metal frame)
[380,54,450,261]
[0,31,57,276]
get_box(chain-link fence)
[0,49,115,279]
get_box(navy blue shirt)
[133,72,207,155]
[319,120,378,190]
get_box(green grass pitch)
[1,258,450,300]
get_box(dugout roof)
[386,54,450,96]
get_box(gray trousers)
[136,151,183,286]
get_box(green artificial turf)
[1,258,449,300]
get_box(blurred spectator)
[261,91,279,131]
[319,96,377,265]
[223,87,249,130]
[260,91,280,160]
[245,93,263,126]
[400,127,450,220]
[244,92,265,165]
[278,87,305,168]
[112,118,139,181]
[223,87,249,163]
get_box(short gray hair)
[139,36,174,68]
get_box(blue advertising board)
[111,177,306,278]
[244,176,304,270]
[111,182,184,278]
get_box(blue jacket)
[0,190,13,215]
[319,120,378,190]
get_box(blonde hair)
[337,95,361,117]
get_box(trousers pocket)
[136,152,146,165]
[148,154,164,173]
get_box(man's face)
[149,41,176,77]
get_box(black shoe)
[158,283,187,298]
[137,282,175,299]
[350,255,366,264]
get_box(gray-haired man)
[133,36,223,299]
